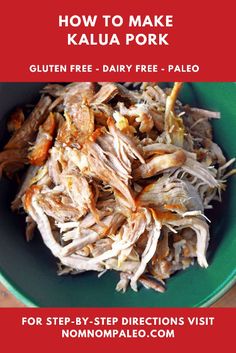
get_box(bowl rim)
[0,267,235,307]
[0,81,235,307]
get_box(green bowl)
[0,83,235,307]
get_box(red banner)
[0,1,235,351]
[0,0,235,81]
[1,308,235,352]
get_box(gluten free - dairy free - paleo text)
[58,15,173,46]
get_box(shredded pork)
[0,82,235,293]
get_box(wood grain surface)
[0,281,235,307]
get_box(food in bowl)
[0,82,235,294]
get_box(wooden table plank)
[0,282,25,307]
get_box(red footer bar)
[1,308,235,352]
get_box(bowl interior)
[0,82,235,307]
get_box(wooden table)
[0,281,235,307]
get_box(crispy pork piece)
[90,82,138,104]
[5,96,52,150]
[0,96,52,176]
[65,101,94,145]
[41,84,66,97]
[139,275,166,293]
[133,150,186,179]
[7,108,25,133]
[43,82,95,101]
[56,99,95,148]
[28,112,57,166]
[0,147,28,178]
